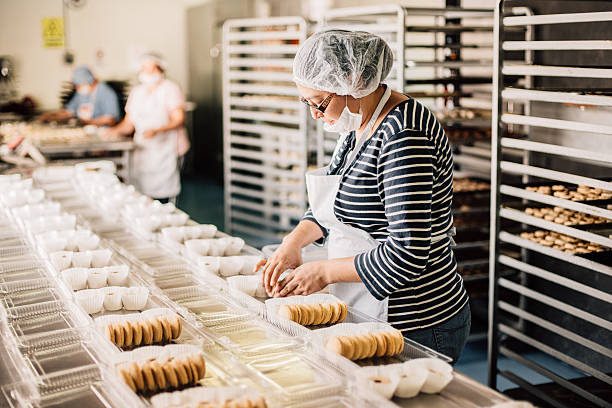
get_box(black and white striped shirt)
[304,97,468,332]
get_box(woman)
[259,30,470,363]
[105,53,189,203]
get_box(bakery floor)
[177,176,585,392]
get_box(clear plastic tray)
[0,279,64,309]
[0,267,49,285]
[1,299,91,338]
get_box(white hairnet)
[293,29,393,99]
[139,52,168,71]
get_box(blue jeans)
[404,303,471,364]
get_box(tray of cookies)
[514,204,612,228]
[523,182,612,204]
[518,230,611,262]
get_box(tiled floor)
[178,176,585,396]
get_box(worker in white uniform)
[257,30,470,363]
[105,53,190,203]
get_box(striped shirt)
[304,97,468,332]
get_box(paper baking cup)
[235,255,264,275]
[77,235,100,252]
[227,275,258,297]
[49,251,73,271]
[90,249,112,268]
[198,256,221,275]
[61,268,89,291]
[407,358,453,394]
[75,289,105,314]
[388,362,428,398]
[106,265,129,286]
[186,224,217,240]
[141,307,179,320]
[71,252,92,268]
[103,286,126,311]
[87,268,108,289]
[208,240,227,256]
[356,366,400,400]
[222,237,245,256]
[38,237,67,253]
[219,257,244,277]
[122,286,150,311]
[184,239,211,256]
[161,227,184,243]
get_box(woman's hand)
[274,261,329,297]
[256,241,303,294]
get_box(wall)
[0,0,191,109]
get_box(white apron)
[305,86,392,321]
[130,83,181,199]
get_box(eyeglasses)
[300,93,334,114]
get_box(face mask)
[323,97,362,134]
[77,85,92,95]
[139,72,162,85]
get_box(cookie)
[159,317,172,342]
[141,360,157,392]
[393,330,404,355]
[142,320,153,345]
[253,396,268,408]
[300,304,313,326]
[329,303,341,324]
[151,318,163,343]
[190,353,206,379]
[337,302,348,323]
[185,357,200,384]
[150,360,167,390]
[373,332,388,358]
[278,304,293,321]
[162,360,179,389]
[170,316,182,340]
[325,336,344,355]
[180,358,193,384]
[311,304,325,326]
[104,324,115,344]
[122,321,133,347]
[129,361,145,392]
[119,365,136,392]
[172,358,190,386]
[113,323,125,348]
[131,320,143,346]
[320,303,333,325]
[361,333,377,359]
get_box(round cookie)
[151,318,164,343]
[172,358,190,386]
[141,320,154,345]
[141,361,157,392]
[303,304,316,326]
[122,321,133,348]
[150,360,167,390]
[180,358,193,384]
[113,323,125,348]
[325,336,343,355]
[131,320,143,346]
[119,366,136,392]
[373,331,388,358]
[129,361,145,392]
[361,333,377,359]
[162,360,179,389]
[337,302,348,323]
[190,353,206,379]
[159,317,173,342]
[320,303,333,325]
[278,304,293,321]
[311,304,325,326]
[170,316,182,340]
[104,324,115,344]
[329,303,341,324]
[185,356,200,384]
[252,396,267,408]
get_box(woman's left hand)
[274,260,329,297]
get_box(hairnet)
[72,65,95,85]
[293,29,393,99]
[139,52,168,72]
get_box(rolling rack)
[222,17,310,245]
[488,3,612,407]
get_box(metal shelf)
[489,5,612,407]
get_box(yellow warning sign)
[42,18,64,48]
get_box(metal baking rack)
[488,4,612,407]
[222,16,311,245]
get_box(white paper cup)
[185,239,211,256]
[222,237,245,256]
[227,275,258,297]
[77,235,100,252]
[199,256,221,275]
[49,251,72,271]
[408,358,453,394]
[122,287,149,310]
[106,265,129,286]
[161,227,184,242]
[75,289,105,314]
[219,257,244,277]
[103,286,126,311]
[90,249,112,268]
[392,362,429,398]
[72,252,92,268]
[208,240,227,257]
[61,268,89,291]
[357,366,400,400]
[39,237,67,253]
[87,268,108,289]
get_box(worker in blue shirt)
[39,65,120,126]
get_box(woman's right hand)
[257,241,303,295]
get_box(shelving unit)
[222,17,309,244]
[489,4,612,407]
